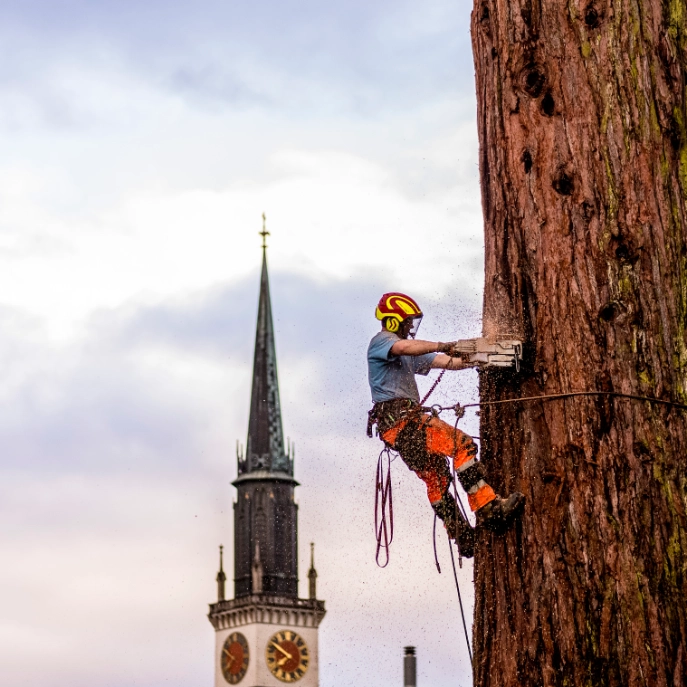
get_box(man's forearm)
[431,353,472,370]
[389,339,442,356]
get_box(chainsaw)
[450,338,522,371]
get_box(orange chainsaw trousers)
[382,414,496,512]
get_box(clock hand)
[271,642,293,661]
[223,648,236,666]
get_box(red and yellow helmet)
[375,292,423,335]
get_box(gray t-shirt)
[367,330,437,403]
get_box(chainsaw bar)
[451,338,522,371]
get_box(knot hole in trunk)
[520,63,547,98]
[552,169,575,196]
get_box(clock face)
[221,632,249,684]
[265,629,310,683]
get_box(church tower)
[208,222,326,687]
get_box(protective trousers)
[381,414,496,512]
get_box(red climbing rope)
[420,369,446,406]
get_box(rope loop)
[374,447,394,568]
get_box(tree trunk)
[471,1,687,685]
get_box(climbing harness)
[367,398,423,438]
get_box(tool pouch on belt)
[367,399,435,473]
[367,398,419,437]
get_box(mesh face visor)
[408,315,423,338]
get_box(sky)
[0,2,487,686]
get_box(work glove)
[436,342,466,358]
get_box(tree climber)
[366,292,525,557]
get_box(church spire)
[232,216,298,598]
[241,216,291,476]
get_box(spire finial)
[259,213,270,250]
[310,542,315,567]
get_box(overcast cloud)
[0,2,485,686]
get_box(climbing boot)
[477,491,525,533]
[432,492,475,558]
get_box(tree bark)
[471,1,687,685]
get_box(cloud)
[0,146,483,342]
[169,65,273,110]
[0,0,474,126]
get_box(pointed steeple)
[240,216,291,476]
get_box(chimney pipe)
[404,646,416,687]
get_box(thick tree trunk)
[471,1,687,685]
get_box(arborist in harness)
[367,292,525,558]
